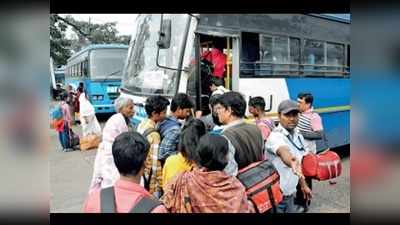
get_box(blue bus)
[54,66,65,84]
[120,14,350,149]
[65,44,129,114]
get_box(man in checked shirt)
[137,95,170,198]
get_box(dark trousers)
[295,177,312,207]
[276,194,296,213]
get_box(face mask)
[212,112,222,126]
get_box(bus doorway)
[199,34,234,91]
[186,33,239,116]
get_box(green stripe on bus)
[265,105,351,117]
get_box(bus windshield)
[122,14,190,96]
[90,48,128,80]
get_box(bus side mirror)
[157,19,171,49]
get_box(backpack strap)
[142,168,153,191]
[100,186,116,213]
[129,196,162,213]
[141,127,158,191]
[142,127,157,138]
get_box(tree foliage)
[50,14,131,67]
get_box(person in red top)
[201,42,227,79]
[83,131,167,213]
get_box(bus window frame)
[239,30,349,78]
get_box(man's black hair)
[170,93,194,112]
[144,95,170,118]
[112,131,150,176]
[61,92,68,101]
[248,96,266,111]
[215,91,246,118]
[195,134,229,171]
[209,94,221,108]
[210,76,224,87]
[298,92,314,106]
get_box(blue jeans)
[277,194,296,213]
[58,122,71,149]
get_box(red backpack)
[302,150,342,181]
[237,160,283,213]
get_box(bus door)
[198,34,237,90]
[193,33,239,115]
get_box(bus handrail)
[240,61,350,68]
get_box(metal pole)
[195,33,201,111]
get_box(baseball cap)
[278,99,299,114]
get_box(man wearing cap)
[265,100,312,213]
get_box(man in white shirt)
[265,100,312,213]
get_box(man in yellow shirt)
[137,96,170,198]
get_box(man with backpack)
[83,131,167,213]
[158,93,194,166]
[137,95,170,198]
[214,91,264,175]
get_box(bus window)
[83,60,88,77]
[346,45,350,75]
[302,39,324,76]
[80,63,84,77]
[327,42,345,75]
[240,32,259,76]
[290,37,300,75]
[272,36,289,75]
[258,35,273,76]
[78,63,82,77]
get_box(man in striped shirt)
[297,92,324,154]
[295,92,324,212]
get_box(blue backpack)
[50,105,63,120]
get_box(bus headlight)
[91,95,104,101]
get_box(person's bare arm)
[276,146,304,179]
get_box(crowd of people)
[52,49,328,213]
[53,82,101,152]
[81,88,327,213]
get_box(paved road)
[49,116,350,213]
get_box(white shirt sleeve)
[265,132,290,155]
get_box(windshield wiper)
[101,70,121,82]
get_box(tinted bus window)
[273,36,289,64]
[260,35,273,62]
[240,32,260,75]
[289,37,300,75]
[327,42,345,73]
[290,37,300,64]
[303,39,324,65]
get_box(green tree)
[50,14,131,66]
[50,14,72,67]
[63,15,131,52]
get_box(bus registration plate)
[107,86,119,93]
